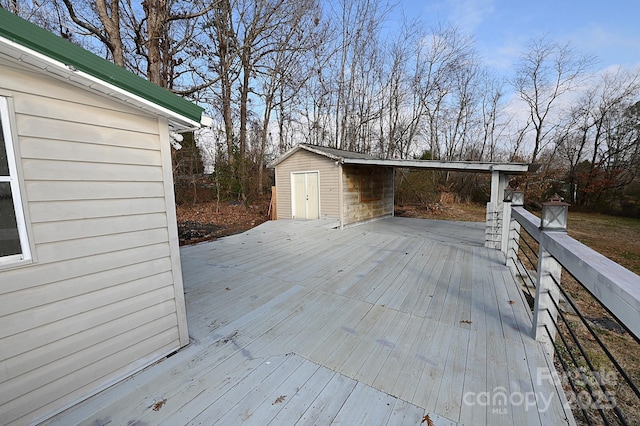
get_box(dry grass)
[394,202,487,222]
[568,212,640,275]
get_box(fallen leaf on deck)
[421,413,435,425]
[152,398,167,411]
[460,320,472,324]
[221,331,239,344]
[509,300,515,305]
[273,395,286,405]
[225,287,231,291]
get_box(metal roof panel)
[0,8,204,127]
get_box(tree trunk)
[143,0,166,87]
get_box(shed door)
[292,172,319,220]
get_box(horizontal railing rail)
[509,206,640,342]
[501,195,640,425]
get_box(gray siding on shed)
[274,149,340,220]
[0,58,187,425]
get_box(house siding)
[274,149,340,220]
[0,58,187,424]
[342,165,394,226]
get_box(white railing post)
[485,201,498,248]
[532,195,569,356]
[500,187,513,255]
[505,190,523,275]
[485,170,509,249]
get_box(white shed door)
[292,172,319,220]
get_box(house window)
[0,97,31,265]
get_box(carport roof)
[269,144,537,174]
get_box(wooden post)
[532,195,569,356]
[532,245,562,356]
[505,190,523,276]
[269,186,277,220]
[500,187,513,255]
[485,170,509,249]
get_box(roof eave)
[342,158,533,174]
[297,144,343,162]
[0,36,201,131]
[268,144,345,168]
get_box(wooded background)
[5,0,640,216]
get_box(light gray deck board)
[294,370,357,425]
[352,310,411,384]
[372,313,425,394]
[265,362,336,425]
[46,217,575,426]
[459,326,488,425]
[331,381,397,425]
[208,354,314,425]
[434,326,470,420]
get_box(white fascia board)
[341,158,532,174]
[267,145,302,168]
[297,145,342,161]
[0,36,201,131]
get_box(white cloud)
[481,38,524,71]
[562,25,640,69]
[446,0,495,32]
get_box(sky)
[392,0,640,74]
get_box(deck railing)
[501,192,640,425]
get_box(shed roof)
[269,143,536,174]
[268,143,377,167]
[0,8,205,131]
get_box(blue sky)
[392,0,640,73]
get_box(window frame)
[0,96,32,266]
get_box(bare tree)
[254,0,323,193]
[376,18,426,159]
[57,0,216,92]
[0,0,71,35]
[206,0,238,171]
[204,0,324,199]
[329,0,389,151]
[60,0,125,66]
[556,68,640,205]
[415,25,475,160]
[512,37,594,163]
[477,72,506,161]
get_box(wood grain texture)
[45,218,576,426]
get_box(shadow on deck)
[48,217,574,425]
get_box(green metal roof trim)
[0,8,204,124]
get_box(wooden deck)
[46,217,574,425]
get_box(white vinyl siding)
[0,58,187,424]
[0,96,30,265]
[274,149,340,220]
